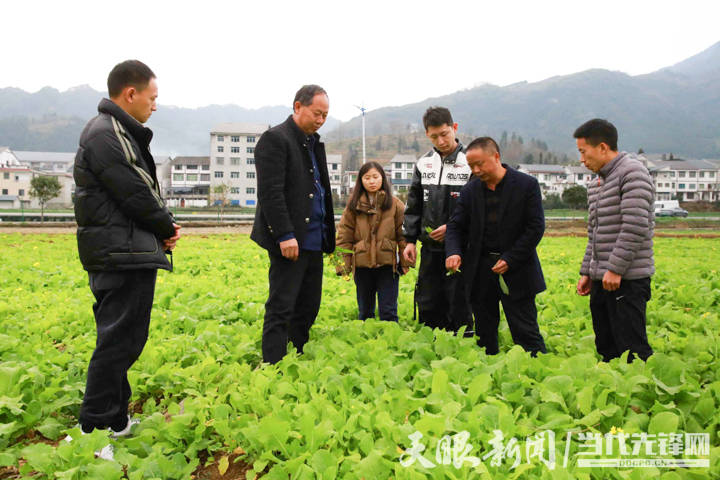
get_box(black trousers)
[263,250,323,364]
[471,257,546,355]
[354,266,399,322]
[79,269,157,430]
[590,277,653,362]
[415,245,473,333]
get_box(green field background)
[1,234,718,479]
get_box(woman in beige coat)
[336,161,413,321]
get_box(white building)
[387,154,416,194]
[167,156,211,207]
[517,164,571,196]
[14,150,75,174]
[326,154,343,197]
[210,122,269,207]
[647,159,720,202]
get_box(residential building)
[517,164,571,197]
[210,122,269,207]
[647,158,720,202]
[388,154,416,194]
[14,150,75,174]
[166,156,211,207]
[326,154,343,197]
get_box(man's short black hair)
[422,106,454,130]
[467,136,501,156]
[293,85,327,107]
[573,118,618,151]
[107,60,155,98]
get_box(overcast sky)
[3,0,718,121]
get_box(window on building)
[407,172,413,179]
[678,171,685,178]
[2,189,7,195]
[231,146,240,153]
[217,135,224,142]
[700,184,705,189]
[200,174,210,181]
[247,136,256,143]
[2,172,8,179]
[174,165,183,171]
[700,172,705,178]
[690,184,696,189]
[334,175,340,181]
[689,171,696,178]
[709,172,715,178]
[247,172,256,179]
[231,136,240,142]
[173,174,184,181]
[332,164,338,170]
[577,174,583,181]
[247,158,255,164]
[186,174,198,181]
[246,187,256,194]
[679,183,685,189]
[216,157,224,165]
[687,192,694,199]
[230,187,240,194]
[230,157,240,165]
[202,164,210,171]
[394,162,401,169]
[247,147,255,154]
[669,171,675,177]
[217,146,224,152]
[406,163,414,169]
[186,164,198,170]
[394,172,402,179]
[215,172,224,178]
[231,172,240,178]
[18,189,24,196]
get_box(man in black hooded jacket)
[73,60,180,435]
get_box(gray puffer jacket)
[580,152,655,280]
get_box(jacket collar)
[98,98,153,147]
[356,190,386,213]
[284,114,321,146]
[599,151,627,179]
[434,140,465,164]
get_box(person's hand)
[279,238,299,261]
[576,275,591,296]
[491,259,508,274]
[403,243,417,264]
[163,223,182,251]
[429,224,447,242]
[602,270,622,291]
[446,254,462,273]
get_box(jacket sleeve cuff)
[277,232,295,243]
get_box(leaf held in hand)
[499,274,509,295]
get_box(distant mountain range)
[0,86,339,155]
[1,41,719,158]
[327,41,720,159]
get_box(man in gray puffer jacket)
[574,119,654,362]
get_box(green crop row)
[0,234,718,479]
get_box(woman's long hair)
[347,161,393,211]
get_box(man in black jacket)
[251,85,335,364]
[73,60,181,436]
[445,137,546,355]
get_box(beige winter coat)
[336,191,412,273]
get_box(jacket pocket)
[130,222,160,254]
[380,238,395,252]
[353,240,367,253]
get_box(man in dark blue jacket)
[251,85,335,364]
[445,137,546,355]
[73,60,181,437]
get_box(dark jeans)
[354,266,399,322]
[590,277,653,362]
[415,245,473,333]
[79,269,157,430]
[263,250,323,364]
[471,257,546,355]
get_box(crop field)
[0,233,718,479]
